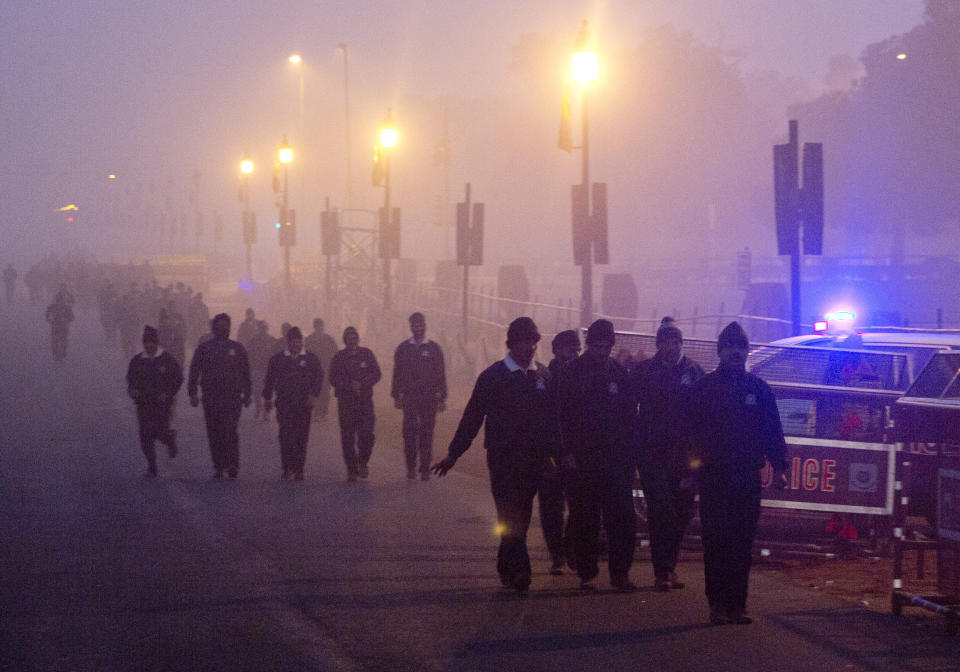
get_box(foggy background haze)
[3,0,948,302]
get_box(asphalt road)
[2,303,958,671]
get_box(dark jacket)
[632,353,705,475]
[391,339,447,402]
[187,337,251,402]
[558,353,634,470]
[446,359,557,472]
[329,347,381,399]
[262,350,324,407]
[127,350,183,406]
[692,365,788,489]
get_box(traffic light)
[278,209,296,246]
[378,207,400,258]
[321,209,340,256]
[242,211,256,245]
[774,142,799,256]
[592,182,608,264]
[801,142,824,255]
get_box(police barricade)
[613,331,908,553]
[891,351,960,631]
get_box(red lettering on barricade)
[803,459,819,490]
[791,457,802,490]
[822,459,836,492]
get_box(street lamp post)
[240,157,254,281]
[338,44,353,212]
[278,135,293,290]
[571,20,598,327]
[379,109,397,310]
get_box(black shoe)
[611,576,638,593]
[347,472,358,483]
[654,578,671,592]
[579,577,598,591]
[144,467,158,479]
[668,571,685,589]
[709,605,730,626]
[512,574,530,596]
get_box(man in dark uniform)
[541,329,581,574]
[3,263,17,304]
[559,319,637,592]
[329,326,381,482]
[187,313,252,479]
[432,317,557,596]
[304,318,338,420]
[45,293,75,361]
[632,317,705,591]
[392,312,447,480]
[692,321,787,625]
[263,326,324,480]
[126,326,182,477]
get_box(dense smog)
[3,2,960,670]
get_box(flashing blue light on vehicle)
[825,310,856,322]
[814,321,828,333]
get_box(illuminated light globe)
[289,54,302,64]
[571,20,598,83]
[278,135,293,164]
[240,159,253,175]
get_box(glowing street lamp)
[278,135,294,289]
[278,138,293,165]
[240,158,254,175]
[571,23,598,84]
[288,53,302,64]
[380,110,398,149]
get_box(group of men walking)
[125,309,449,485]
[434,315,788,626]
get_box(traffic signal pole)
[462,183,471,340]
[382,154,391,310]
[283,164,291,291]
[580,85,593,327]
[789,121,801,337]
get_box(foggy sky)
[0,0,924,271]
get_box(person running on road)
[391,312,447,481]
[187,313,252,479]
[263,326,324,480]
[432,317,557,596]
[126,325,182,477]
[329,326,381,482]
[691,321,788,625]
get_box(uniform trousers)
[537,465,567,564]
[568,461,636,582]
[277,403,313,473]
[337,395,375,475]
[640,464,695,580]
[401,396,437,473]
[136,402,174,471]
[202,397,242,472]
[488,454,540,589]
[699,477,761,612]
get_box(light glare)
[380,127,398,148]
[240,159,254,175]
[278,146,293,164]
[896,53,907,60]
[571,50,598,83]
[289,54,302,64]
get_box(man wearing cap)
[632,317,705,591]
[692,321,787,625]
[541,329,581,574]
[432,317,557,595]
[188,313,252,479]
[263,326,324,480]
[329,326,382,482]
[392,312,447,480]
[559,319,637,592]
[127,325,183,477]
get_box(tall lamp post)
[379,109,397,309]
[338,43,353,211]
[239,157,254,281]
[571,20,598,326]
[288,54,305,216]
[278,135,293,289]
